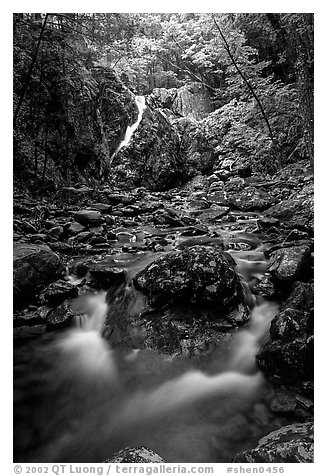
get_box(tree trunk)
[13,13,49,129]
[212,14,283,167]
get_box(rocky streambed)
[13,158,313,463]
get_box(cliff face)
[14,66,138,190]
[111,83,217,191]
[149,82,212,121]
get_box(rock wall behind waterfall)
[14,66,138,191]
[112,84,218,191]
[149,82,213,121]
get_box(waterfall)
[110,95,146,162]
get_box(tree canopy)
[13,13,314,192]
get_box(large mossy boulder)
[134,245,246,315]
[256,282,313,382]
[234,422,313,463]
[13,244,65,305]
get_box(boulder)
[67,222,86,235]
[105,446,165,463]
[265,182,313,233]
[46,301,77,331]
[233,422,313,463]
[88,265,126,289]
[228,186,276,211]
[256,282,313,382]
[39,280,78,306]
[134,245,247,316]
[13,244,65,305]
[73,210,104,227]
[267,245,311,282]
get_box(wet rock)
[46,301,76,331]
[89,265,126,289]
[233,422,313,463]
[39,280,78,306]
[208,189,230,207]
[257,217,280,229]
[56,186,95,205]
[283,281,314,312]
[47,225,64,240]
[91,203,113,213]
[197,205,230,222]
[267,245,311,282]
[13,324,47,340]
[269,392,297,414]
[116,231,135,243]
[73,210,104,227]
[13,244,65,305]
[256,282,313,382]
[188,198,210,210]
[256,274,277,299]
[265,182,313,233]
[285,229,310,242]
[105,446,165,463]
[225,177,245,192]
[228,187,275,211]
[19,221,38,234]
[154,209,188,227]
[13,308,45,327]
[134,245,247,317]
[184,174,209,191]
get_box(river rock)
[67,222,86,235]
[105,446,165,463]
[46,226,64,242]
[257,216,280,229]
[134,245,246,315]
[225,177,245,192]
[45,301,76,330]
[256,282,313,382]
[13,244,65,305]
[73,210,104,227]
[91,203,113,213]
[265,182,313,233]
[89,265,126,289]
[267,244,311,282]
[228,186,275,211]
[233,422,313,463]
[39,280,78,306]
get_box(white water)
[36,289,279,462]
[110,95,146,162]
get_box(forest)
[13,13,314,465]
[13,13,313,191]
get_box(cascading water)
[14,220,292,463]
[110,95,146,162]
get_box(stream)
[13,214,298,463]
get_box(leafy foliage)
[13,13,313,192]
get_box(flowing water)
[110,95,146,162]
[13,219,295,463]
